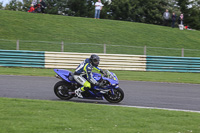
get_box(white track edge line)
[103,104,200,113]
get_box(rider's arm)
[93,66,101,72]
[94,66,106,75]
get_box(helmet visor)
[93,59,99,66]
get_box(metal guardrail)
[0,50,45,67]
[45,52,146,71]
[1,49,200,72]
[0,50,146,71]
[146,56,200,72]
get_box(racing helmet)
[90,54,100,67]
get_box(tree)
[66,0,111,18]
[44,0,68,14]
[5,0,18,10]
[133,0,168,24]
[109,0,168,25]
[5,0,23,11]
[177,0,200,29]
[22,0,32,12]
[99,0,112,19]
[67,0,95,17]
[109,0,133,20]
[0,2,3,9]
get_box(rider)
[73,54,105,98]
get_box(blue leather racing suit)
[73,58,102,91]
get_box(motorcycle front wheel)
[54,81,74,100]
[104,87,124,103]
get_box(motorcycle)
[53,69,124,103]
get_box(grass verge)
[0,67,200,84]
[1,10,200,56]
[0,97,200,133]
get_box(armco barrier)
[0,50,45,68]
[146,55,200,72]
[45,52,146,71]
[1,49,200,73]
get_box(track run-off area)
[1,75,200,113]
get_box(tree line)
[1,0,200,30]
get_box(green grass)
[0,97,200,133]
[1,67,200,84]
[1,10,200,56]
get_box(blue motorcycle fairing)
[110,71,119,82]
[92,72,119,90]
[54,69,119,86]
[92,72,102,81]
[102,77,118,85]
[54,69,76,83]
[54,69,120,99]
[93,72,118,85]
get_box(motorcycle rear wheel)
[54,81,74,100]
[104,87,124,103]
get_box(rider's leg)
[75,81,91,98]
[73,75,91,98]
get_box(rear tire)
[104,87,124,103]
[54,81,74,100]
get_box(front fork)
[110,85,119,95]
[110,89,115,95]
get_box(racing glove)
[100,70,107,77]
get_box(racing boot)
[75,87,84,98]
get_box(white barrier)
[45,52,146,71]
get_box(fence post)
[144,45,146,55]
[104,44,106,54]
[16,40,19,50]
[61,41,64,52]
[182,48,184,57]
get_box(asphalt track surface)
[1,75,200,111]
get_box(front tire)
[104,87,124,103]
[54,81,74,100]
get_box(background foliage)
[2,0,200,29]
